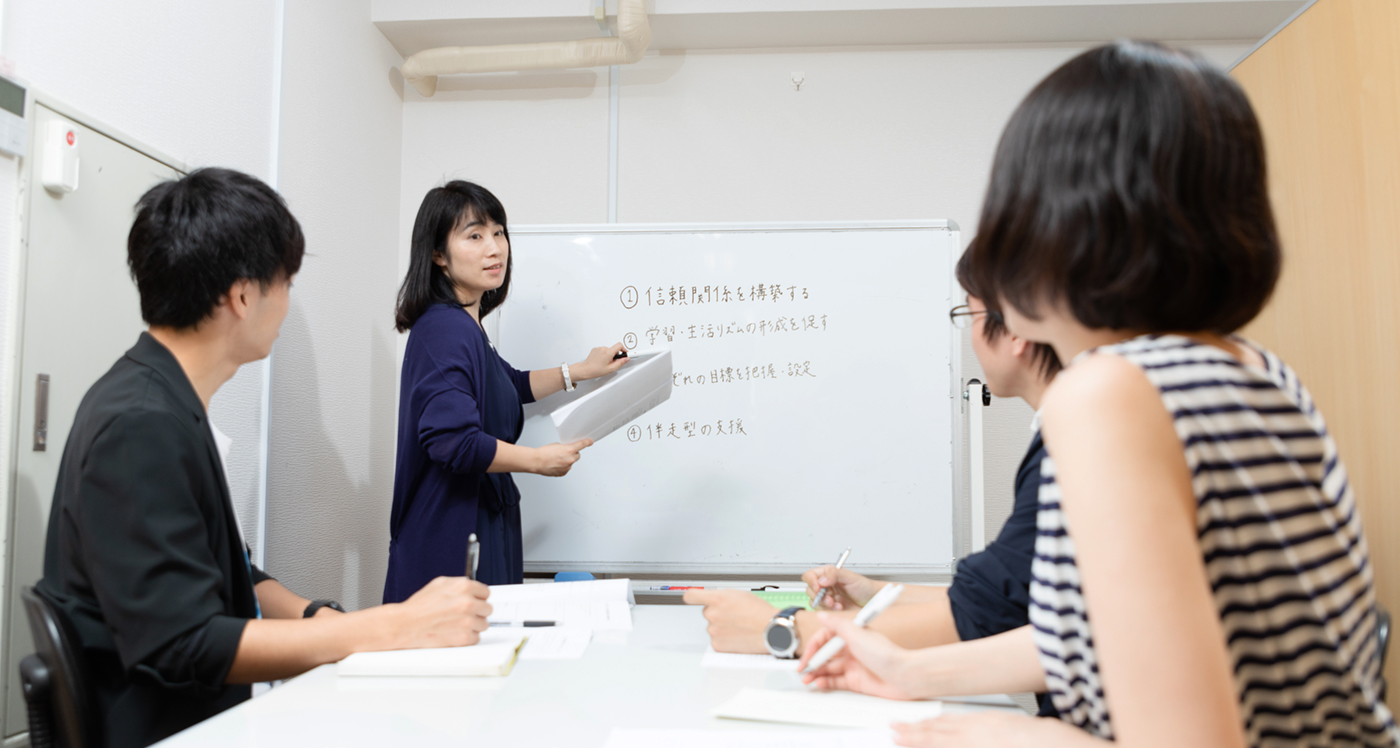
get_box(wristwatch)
[303,599,346,618]
[763,606,803,659]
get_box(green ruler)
[753,590,812,610]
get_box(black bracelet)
[303,599,346,618]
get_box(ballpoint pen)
[466,533,480,581]
[810,547,851,610]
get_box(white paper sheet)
[487,579,635,631]
[516,627,593,660]
[550,350,672,442]
[337,630,527,677]
[701,646,800,671]
[713,688,943,729]
[604,728,899,748]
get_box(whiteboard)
[494,221,961,574]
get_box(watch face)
[766,624,793,652]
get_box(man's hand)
[682,589,779,654]
[801,565,887,610]
[389,576,492,650]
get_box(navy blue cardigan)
[386,304,535,600]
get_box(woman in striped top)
[800,41,1397,747]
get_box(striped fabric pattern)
[1029,334,1398,747]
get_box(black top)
[946,431,1058,717]
[36,333,271,748]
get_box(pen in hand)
[810,547,851,610]
[801,583,904,675]
[466,533,480,582]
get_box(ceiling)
[372,0,1308,59]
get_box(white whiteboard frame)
[494,220,968,576]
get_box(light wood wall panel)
[1232,0,1400,710]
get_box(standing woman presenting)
[386,181,626,600]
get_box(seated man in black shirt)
[684,291,1060,712]
[37,168,492,748]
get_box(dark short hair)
[127,168,304,329]
[958,253,1063,380]
[395,181,511,332]
[961,40,1280,334]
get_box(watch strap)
[303,599,346,618]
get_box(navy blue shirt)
[947,431,1057,716]
[385,304,535,602]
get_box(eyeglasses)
[949,304,991,330]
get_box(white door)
[4,104,178,735]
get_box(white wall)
[268,0,404,610]
[400,41,1250,563]
[0,0,282,559]
[0,0,281,737]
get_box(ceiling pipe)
[399,0,652,97]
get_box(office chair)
[20,586,95,748]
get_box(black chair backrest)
[21,587,94,748]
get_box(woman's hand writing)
[799,613,923,701]
[533,439,592,476]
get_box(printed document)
[488,578,635,631]
[713,687,942,729]
[551,350,672,442]
[701,646,800,671]
[604,728,899,748]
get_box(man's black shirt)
[947,431,1058,717]
[37,333,271,748]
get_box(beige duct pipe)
[400,0,652,97]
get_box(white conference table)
[154,605,1021,747]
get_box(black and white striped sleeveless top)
[1030,334,1397,747]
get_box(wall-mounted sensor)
[792,72,805,92]
[42,120,79,193]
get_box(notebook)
[337,630,527,677]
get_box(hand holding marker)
[800,583,905,675]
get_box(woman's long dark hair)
[395,181,512,332]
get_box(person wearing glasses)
[800,42,1395,748]
[685,277,1061,716]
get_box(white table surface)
[154,605,1020,747]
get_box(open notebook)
[337,630,527,677]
